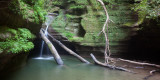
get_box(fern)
[0,27,35,54]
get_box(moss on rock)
[51,0,136,47]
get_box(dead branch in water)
[42,29,90,64]
[144,70,160,80]
[90,54,135,73]
[118,58,160,68]
[118,58,160,79]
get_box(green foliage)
[52,0,63,5]
[69,4,85,9]
[53,0,87,9]
[52,11,66,28]
[66,14,77,19]
[9,0,47,23]
[132,0,160,19]
[52,11,83,41]
[69,37,83,42]
[62,32,75,39]
[51,11,72,40]
[0,27,35,54]
[17,28,35,39]
[69,0,87,4]
[51,0,134,46]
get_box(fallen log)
[40,29,63,65]
[90,53,135,73]
[43,29,90,64]
[144,70,160,80]
[118,58,160,68]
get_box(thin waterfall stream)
[35,14,55,60]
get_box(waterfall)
[44,15,54,35]
[39,14,55,58]
[39,41,45,57]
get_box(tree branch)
[42,28,90,64]
[97,0,111,64]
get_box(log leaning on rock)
[43,28,90,64]
[40,29,63,65]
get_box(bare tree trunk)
[40,29,63,65]
[90,0,111,64]
[97,0,111,63]
[89,0,134,73]
[42,29,90,64]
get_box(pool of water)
[4,55,145,80]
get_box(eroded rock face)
[51,0,137,56]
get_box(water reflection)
[5,55,144,80]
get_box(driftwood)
[90,54,134,73]
[118,58,160,68]
[118,58,160,80]
[42,29,90,64]
[144,70,160,80]
[40,29,63,65]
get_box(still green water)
[6,55,143,80]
